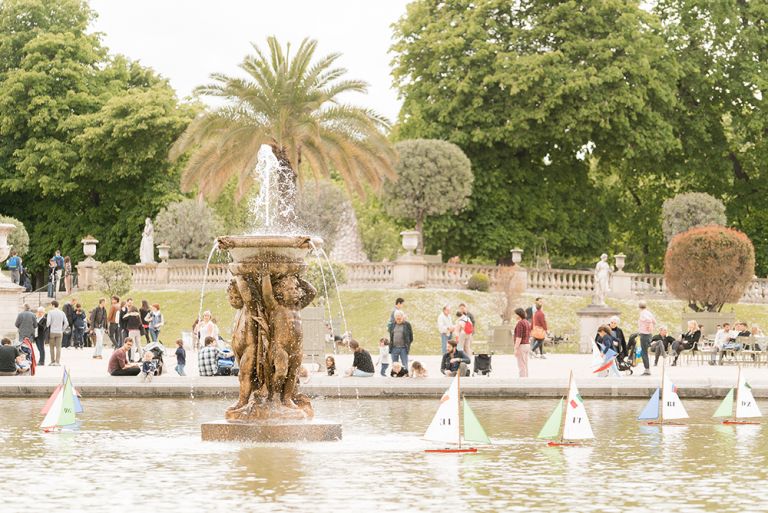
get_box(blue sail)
[638,388,660,420]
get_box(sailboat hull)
[424,447,478,453]
[547,441,583,447]
[723,420,760,425]
[645,421,686,426]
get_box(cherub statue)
[226,277,261,413]
[261,272,316,407]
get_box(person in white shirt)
[711,322,736,365]
[437,304,453,354]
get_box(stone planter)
[82,236,98,260]
[400,230,420,256]
[157,243,171,264]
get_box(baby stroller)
[144,341,165,376]
[473,353,492,376]
[217,346,238,376]
[19,338,36,376]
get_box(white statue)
[139,218,156,264]
[593,253,612,306]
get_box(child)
[15,355,30,375]
[410,361,428,378]
[174,339,186,376]
[390,361,408,378]
[139,351,157,382]
[326,355,336,376]
[376,337,390,377]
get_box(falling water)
[250,144,297,232]
[197,240,220,343]
[316,247,349,336]
[309,241,336,347]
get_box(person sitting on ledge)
[0,338,21,376]
[344,339,374,377]
[410,361,428,378]
[390,361,408,378]
[108,338,141,376]
[198,336,221,377]
[441,340,470,377]
[325,355,336,376]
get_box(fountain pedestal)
[201,234,341,442]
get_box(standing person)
[71,304,86,349]
[174,339,186,376]
[148,303,164,342]
[90,298,107,360]
[375,337,390,376]
[140,299,152,345]
[107,296,121,349]
[34,307,47,365]
[46,300,68,367]
[388,311,413,371]
[124,306,143,362]
[52,250,65,294]
[437,304,453,354]
[513,308,531,378]
[344,339,375,377]
[14,304,36,345]
[61,297,76,349]
[119,299,132,343]
[530,299,548,359]
[525,297,542,322]
[387,297,406,331]
[196,310,219,341]
[608,316,628,359]
[47,258,57,298]
[63,256,73,295]
[637,300,656,376]
[6,250,21,285]
[455,311,475,356]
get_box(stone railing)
[527,269,594,294]
[740,278,768,304]
[129,263,231,290]
[131,265,157,288]
[629,273,667,295]
[345,262,395,286]
[425,263,501,289]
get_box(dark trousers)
[62,330,72,348]
[108,323,121,349]
[531,338,545,355]
[639,334,651,370]
[73,327,85,348]
[110,367,141,376]
[35,335,46,365]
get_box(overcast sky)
[89,0,411,122]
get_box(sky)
[89,0,411,122]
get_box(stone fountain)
[201,147,342,442]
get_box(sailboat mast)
[559,371,573,443]
[457,369,462,449]
[734,366,741,420]
[660,360,666,425]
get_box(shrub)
[0,215,30,257]
[664,226,754,312]
[467,272,490,292]
[353,190,404,261]
[155,199,221,259]
[304,260,348,302]
[97,261,133,298]
[662,192,726,242]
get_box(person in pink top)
[637,300,656,376]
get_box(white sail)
[661,375,688,420]
[40,386,64,430]
[736,373,762,419]
[562,379,594,440]
[424,376,460,444]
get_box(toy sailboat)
[40,368,83,432]
[713,368,761,424]
[637,363,687,425]
[538,371,594,446]
[423,372,490,453]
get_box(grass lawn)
[63,288,768,355]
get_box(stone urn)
[510,247,524,265]
[157,243,171,264]
[81,236,98,261]
[400,230,420,256]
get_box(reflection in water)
[0,397,766,512]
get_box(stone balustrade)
[345,262,395,287]
[129,262,232,290]
[629,273,667,295]
[527,268,595,294]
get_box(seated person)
[735,321,757,350]
[441,340,470,377]
[139,351,157,382]
[298,366,311,384]
[344,340,374,377]
[595,325,618,354]
[325,355,336,376]
[410,361,428,378]
[711,322,737,365]
[650,326,675,366]
[390,361,408,378]
[15,354,31,375]
[671,320,701,366]
[0,338,21,376]
[108,338,141,376]
[198,336,221,376]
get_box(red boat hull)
[547,441,583,447]
[424,448,478,453]
[723,420,760,425]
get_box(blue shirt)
[53,255,65,270]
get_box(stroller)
[19,338,36,376]
[473,353,492,376]
[144,341,165,376]
[217,343,238,376]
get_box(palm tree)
[170,36,396,227]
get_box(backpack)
[463,317,474,335]
[6,256,18,270]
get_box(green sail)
[463,398,491,444]
[538,398,564,439]
[58,373,77,427]
[713,388,734,418]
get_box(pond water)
[0,396,763,512]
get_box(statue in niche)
[139,218,155,264]
[593,253,612,306]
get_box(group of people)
[710,321,764,365]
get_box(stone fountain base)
[201,420,342,443]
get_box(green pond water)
[0,396,763,512]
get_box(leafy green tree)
[209,176,254,236]
[170,36,396,227]
[662,192,727,242]
[295,180,348,254]
[0,0,193,277]
[383,139,472,253]
[154,199,221,259]
[352,192,404,262]
[0,215,29,257]
[97,260,133,298]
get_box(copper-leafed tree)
[664,226,755,312]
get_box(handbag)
[532,326,546,340]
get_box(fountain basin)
[201,420,342,443]
[217,235,322,265]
